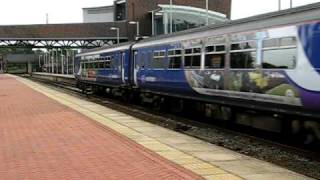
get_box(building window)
[152,50,166,69]
[184,47,201,69]
[115,1,126,21]
[262,37,297,69]
[168,49,182,69]
[230,41,257,69]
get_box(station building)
[83,6,115,23]
[83,0,232,38]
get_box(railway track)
[25,74,320,179]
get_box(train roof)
[76,41,134,57]
[133,2,320,49]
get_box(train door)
[227,34,259,94]
[133,50,138,86]
[121,52,125,83]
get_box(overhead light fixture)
[129,21,137,24]
[116,0,126,4]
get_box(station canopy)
[152,4,228,35]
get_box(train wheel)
[152,97,167,112]
[170,98,184,114]
[303,121,320,150]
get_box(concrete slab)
[242,172,315,180]
[213,159,289,175]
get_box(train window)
[152,58,166,69]
[206,46,215,53]
[263,37,296,48]
[205,44,226,69]
[262,37,297,69]
[81,63,84,69]
[111,57,117,69]
[159,51,166,56]
[104,60,111,68]
[207,36,226,45]
[184,47,202,69]
[205,54,225,69]
[216,45,226,52]
[262,48,296,69]
[152,50,166,69]
[230,40,257,69]
[168,49,182,69]
[168,49,181,56]
[184,55,201,68]
[185,48,192,54]
[110,56,114,67]
[281,37,296,47]
[193,48,201,54]
[230,52,256,69]
[264,39,279,48]
[169,57,181,69]
[231,44,241,50]
[231,41,256,50]
[99,62,104,69]
[92,62,97,69]
[139,53,146,68]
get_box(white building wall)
[83,6,115,23]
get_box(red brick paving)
[0,75,202,180]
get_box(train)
[75,3,320,146]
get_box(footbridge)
[0,22,128,48]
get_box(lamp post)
[61,51,64,75]
[129,21,140,38]
[38,55,41,71]
[206,0,209,26]
[278,0,281,11]
[170,0,173,33]
[110,27,120,44]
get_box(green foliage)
[0,48,35,55]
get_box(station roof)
[157,4,227,19]
[0,22,128,39]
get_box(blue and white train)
[75,3,320,144]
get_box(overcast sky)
[0,0,319,25]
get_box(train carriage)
[75,3,320,145]
[75,43,133,92]
[131,3,320,116]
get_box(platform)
[0,74,314,180]
[31,72,76,87]
[32,72,75,79]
